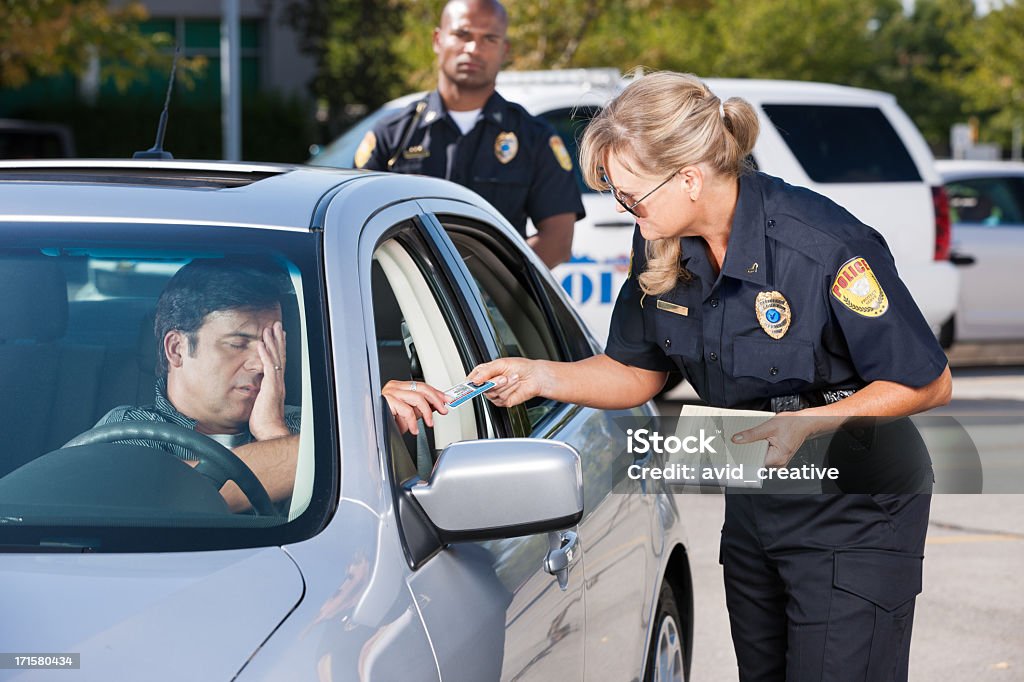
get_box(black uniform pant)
[720,493,931,682]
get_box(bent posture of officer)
[470,72,952,681]
[354,0,584,268]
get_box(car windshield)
[307,106,399,167]
[0,223,333,553]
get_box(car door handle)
[949,250,976,267]
[544,530,580,591]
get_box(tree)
[286,0,410,132]
[953,0,1024,151]
[0,0,197,91]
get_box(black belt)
[770,387,859,413]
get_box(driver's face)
[167,305,282,434]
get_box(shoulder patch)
[550,135,573,172]
[354,131,376,169]
[831,257,888,317]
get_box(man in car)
[97,258,449,512]
[353,0,584,268]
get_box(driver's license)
[444,380,496,408]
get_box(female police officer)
[470,72,952,681]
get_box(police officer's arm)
[733,368,952,467]
[528,213,575,268]
[734,234,953,466]
[470,354,667,410]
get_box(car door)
[357,203,587,682]
[418,200,668,680]
[946,175,1024,341]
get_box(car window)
[0,227,333,552]
[946,177,1024,225]
[371,230,499,481]
[762,104,922,183]
[540,106,600,194]
[308,106,399,167]
[444,222,592,431]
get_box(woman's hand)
[732,413,823,467]
[382,380,449,435]
[470,358,550,408]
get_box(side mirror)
[407,438,583,544]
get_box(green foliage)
[286,0,411,133]
[952,1,1024,149]
[0,0,203,91]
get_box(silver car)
[0,160,690,681]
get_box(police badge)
[494,132,518,164]
[755,291,792,339]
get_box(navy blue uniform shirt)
[356,90,585,237]
[606,172,947,410]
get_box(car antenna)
[133,46,179,159]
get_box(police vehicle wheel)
[644,582,686,682]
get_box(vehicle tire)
[644,582,687,682]
[938,315,955,349]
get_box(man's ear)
[164,331,186,369]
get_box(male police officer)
[354,0,584,268]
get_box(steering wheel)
[62,422,276,516]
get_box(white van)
[311,69,959,348]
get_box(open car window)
[0,225,333,553]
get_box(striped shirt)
[96,379,302,462]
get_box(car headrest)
[0,256,68,342]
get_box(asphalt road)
[657,363,1024,681]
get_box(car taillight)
[932,186,951,261]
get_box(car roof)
[0,159,369,231]
[0,158,508,238]
[935,159,1024,180]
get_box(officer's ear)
[164,330,187,370]
[679,166,704,202]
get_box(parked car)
[0,159,691,681]
[312,69,958,349]
[936,159,1024,342]
[0,118,74,159]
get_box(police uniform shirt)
[355,90,585,237]
[606,171,948,410]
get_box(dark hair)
[154,258,288,377]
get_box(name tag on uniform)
[402,145,430,160]
[657,299,689,317]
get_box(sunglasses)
[600,167,682,216]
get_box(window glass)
[0,225,332,552]
[372,233,494,481]
[946,177,1024,226]
[446,227,579,430]
[762,104,921,183]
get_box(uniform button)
[767,219,776,228]
[769,366,779,376]
[710,298,720,308]
[709,352,718,361]
[664,338,672,349]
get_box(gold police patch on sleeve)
[831,257,889,317]
[354,131,376,169]
[495,132,518,164]
[550,135,573,172]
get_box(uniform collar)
[676,173,767,287]
[420,89,509,129]
[720,172,768,287]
